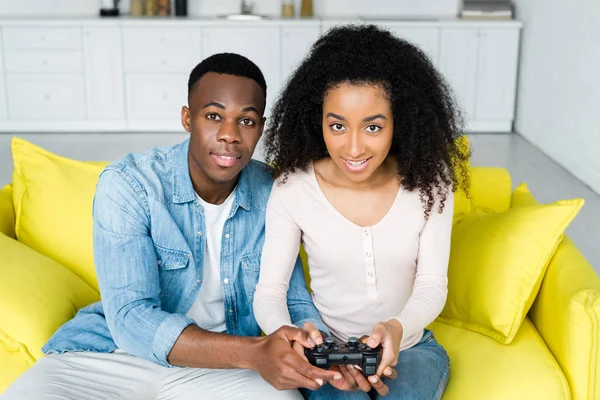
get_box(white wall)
[0,0,461,18]
[513,0,600,194]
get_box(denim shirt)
[43,139,327,367]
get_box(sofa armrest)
[529,236,600,400]
[0,233,99,363]
[0,185,15,239]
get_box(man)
[2,53,341,399]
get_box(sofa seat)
[430,318,570,399]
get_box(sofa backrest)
[0,184,15,239]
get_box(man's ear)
[181,106,192,133]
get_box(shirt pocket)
[155,246,191,299]
[240,251,261,301]
[155,246,191,270]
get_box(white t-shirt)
[186,189,236,333]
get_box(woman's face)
[322,83,394,185]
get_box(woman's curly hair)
[264,24,470,218]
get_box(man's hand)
[366,319,403,378]
[250,326,342,391]
[292,321,325,360]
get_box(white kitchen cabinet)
[83,27,125,120]
[0,18,522,133]
[440,28,478,121]
[0,28,7,120]
[126,74,188,131]
[475,28,520,123]
[281,26,321,81]
[6,74,85,120]
[202,27,280,114]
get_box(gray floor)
[1,131,598,274]
[469,133,600,274]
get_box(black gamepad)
[305,336,382,376]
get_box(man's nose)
[217,119,242,144]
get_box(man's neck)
[192,178,237,205]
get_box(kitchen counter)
[0,15,522,28]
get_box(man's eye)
[207,113,221,121]
[366,125,381,133]
[240,118,255,126]
[331,123,345,132]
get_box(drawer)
[123,28,200,51]
[4,51,83,73]
[3,27,82,50]
[124,50,200,73]
[126,74,188,120]
[6,75,85,120]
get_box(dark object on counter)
[99,0,120,17]
[175,0,188,16]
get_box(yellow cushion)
[0,232,99,363]
[429,319,570,399]
[11,137,108,291]
[438,197,584,343]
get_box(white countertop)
[0,15,523,28]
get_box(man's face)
[182,72,266,187]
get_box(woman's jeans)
[301,329,450,400]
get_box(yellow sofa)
[1,166,599,399]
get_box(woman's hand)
[366,319,403,378]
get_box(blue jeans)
[301,330,450,400]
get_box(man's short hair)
[187,53,267,101]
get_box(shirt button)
[225,234,230,239]
[364,230,369,236]
[366,252,371,258]
[157,260,162,266]
[228,309,233,313]
[196,279,201,284]
[368,272,374,277]
[223,278,229,284]
[197,231,203,237]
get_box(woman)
[253,24,470,400]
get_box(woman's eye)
[240,118,255,126]
[366,125,381,133]
[207,113,221,121]
[331,123,345,132]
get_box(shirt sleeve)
[93,169,196,367]
[394,189,453,340]
[253,180,307,334]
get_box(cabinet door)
[475,28,520,121]
[83,27,125,120]
[0,29,7,120]
[202,28,280,115]
[281,26,321,82]
[439,28,478,121]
